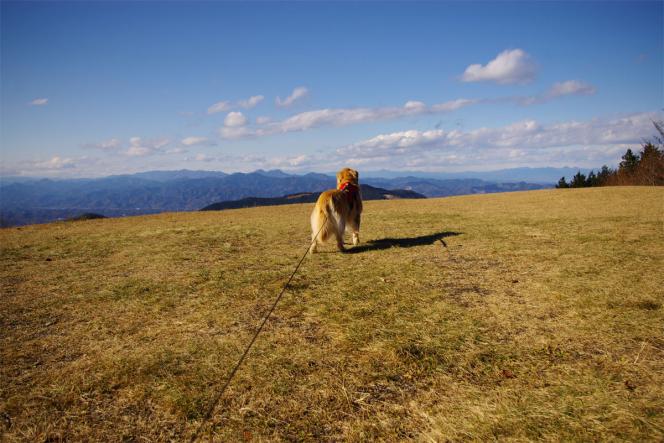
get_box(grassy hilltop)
[1,187,663,441]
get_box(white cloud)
[431,98,478,112]
[260,154,321,170]
[273,108,388,132]
[181,136,209,146]
[34,156,76,170]
[126,146,152,157]
[7,111,658,177]
[404,100,427,111]
[219,111,249,138]
[194,153,215,162]
[10,155,104,177]
[461,49,538,84]
[220,126,250,139]
[209,77,591,136]
[276,86,309,108]
[515,80,597,106]
[214,80,596,141]
[224,111,247,127]
[479,80,597,106]
[238,95,264,109]
[286,155,309,166]
[207,101,232,114]
[82,138,122,152]
[336,111,659,169]
[207,95,264,114]
[545,80,596,98]
[125,137,170,157]
[220,98,478,140]
[29,98,49,106]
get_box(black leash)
[189,216,327,442]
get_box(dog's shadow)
[347,231,461,254]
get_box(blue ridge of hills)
[0,168,554,227]
[200,184,426,211]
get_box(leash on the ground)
[189,214,328,442]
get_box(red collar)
[339,181,357,192]
[339,181,358,201]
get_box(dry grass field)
[1,187,663,442]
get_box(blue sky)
[1,1,662,177]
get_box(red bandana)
[339,181,358,201]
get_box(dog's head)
[337,168,359,189]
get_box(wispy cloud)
[276,86,309,108]
[180,136,209,146]
[461,49,538,84]
[335,111,659,169]
[34,156,76,170]
[545,80,596,98]
[192,153,215,162]
[81,138,122,152]
[538,80,597,102]
[7,152,195,178]
[82,137,187,156]
[10,155,102,177]
[29,98,49,106]
[220,98,479,140]
[125,137,170,157]
[207,100,232,115]
[515,80,597,106]
[8,111,657,177]
[207,94,265,114]
[238,95,264,109]
[218,79,597,141]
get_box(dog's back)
[309,168,362,253]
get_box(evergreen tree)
[653,120,664,145]
[597,165,613,184]
[586,171,598,187]
[637,142,664,185]
[640,142,662,161]
[619,149,639,173]
[570,171,587,188]
[556,177,569,188]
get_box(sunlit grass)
[1,187,662,441]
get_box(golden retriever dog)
[309,168,362,253]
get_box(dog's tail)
[311,199,336,246]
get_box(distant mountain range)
[359,167,592,183]
[364,177,546,198]
[0,168,554,227]
[201,184,425,211]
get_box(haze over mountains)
[360,167,591,183]
[0,167,562,226]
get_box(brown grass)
[1,187,663,441]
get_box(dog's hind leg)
[309,234,318,254]
[350,213,361,245]
[335,216,346,252]
[309,206,327,254]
